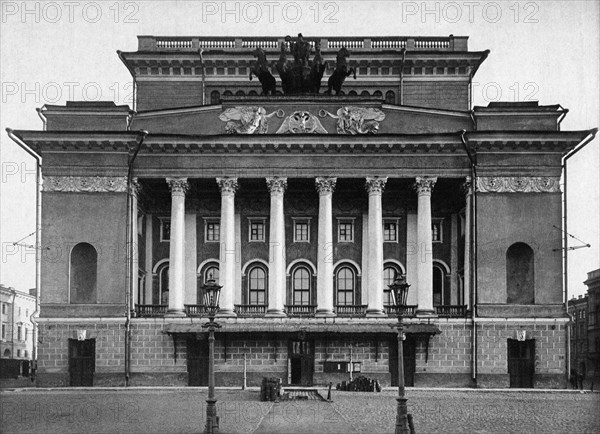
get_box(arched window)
[223,90,233,97]
[204,265,219,284]
[70,243,97,304]
[336,266,356,306]
[248,265,267,305]
[157,262,169,305]
[383,264,401,306]
[433,264,446,306]
[210,90,220,105]
[292,266,311,305]
[506,242,534,304]
[248,90,258,96]
[385,90,395,104]
[373,90,383,99]
[348,90,358,96]
[360,90,370,97]
[235,90,245,97]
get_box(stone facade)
[9,34,594,389]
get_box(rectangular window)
[338,219,355,243]
[159,218,171,242]
[17,324,22,341]
[248,218,266,242]
[432,219,443,243]
[17,349,21,358]
[383,219,399,242]
[293,218,311,243]
[1,303,5,314]
[204,220,220,242]
[1,323,5,340]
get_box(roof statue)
[247,34,355,95]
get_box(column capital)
[315,177,337,195]
[166,178,189,196]
[216,177,239,195]
[461,176,473,196]
[414,177,437,196]
[266,177,287,195]
[129,178,142,198]
[365,177,387,195]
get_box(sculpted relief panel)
[276,111,328,134]
[219,106,283,134]
[476,177,561,193]
[319,106,386,134]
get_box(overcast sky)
[1,0,598,298]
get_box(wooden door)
[187,337,209,386]
[508,339,535,388]
[289,340,314,386]
[68,339,95,387]
[389,336,416,387]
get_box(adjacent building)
[0,285,36,360]
[584,269,600,382]
[8,35,596,388]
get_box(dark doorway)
[68,339,95,386]
[507,339,535,388]
[289,340,314,386]
[187,337,209,386]
[389,336,416,387]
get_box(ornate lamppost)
[388,275,412,434]
[202,278,222,434]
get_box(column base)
[165,310,186,318]
[216,308,237,318]
[265,309,287,318]
[366,309,386,318]
[315,309,336,318]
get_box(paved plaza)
[1,388,598,434]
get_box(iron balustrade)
[135,304,167,317]
[184,304,208,317]
[385,305,417,317]
[335,305,367,317]
[435,305,467,317]
[285,305,317,317]
[234,304,267,317]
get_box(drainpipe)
[460,129,478,385]
[124,130,148,386]
[562,127,597,384]
[199,48,206,105]
[36,107,47,131]
[398,48,406,105]
[6,128,42,374]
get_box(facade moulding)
[42,176,128,193]
[476,176,561,193]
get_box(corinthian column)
[266,177,287,317]
[166,177,189,316]
[216,177,238,317]
[315,177,337,317]
[365,177,387,317]
[130,179,141,307]
[415,176,437,315]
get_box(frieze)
[476,177,561,193]
[42,176,128,193]
[320,106,385,134]
[276,111,328,134]
[219,106,284,134]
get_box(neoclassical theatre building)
[8,35,595,388]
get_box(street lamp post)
[202,278,222,434]
[388,275,412,434]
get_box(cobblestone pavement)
[1,388,598,434]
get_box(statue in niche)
[276,111,328,134]
[249,47,276,96]
[325,47,356,95]
[320,106,386,134]
[219,106,283,134]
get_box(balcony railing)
[184,304,208,317]
[138,35,468,52]
[285,305,317,317]
[234,304,267,317]
[335,305,367,317]
[384,305,417,317]
[435,305,467,317]
[135,304,167,317]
